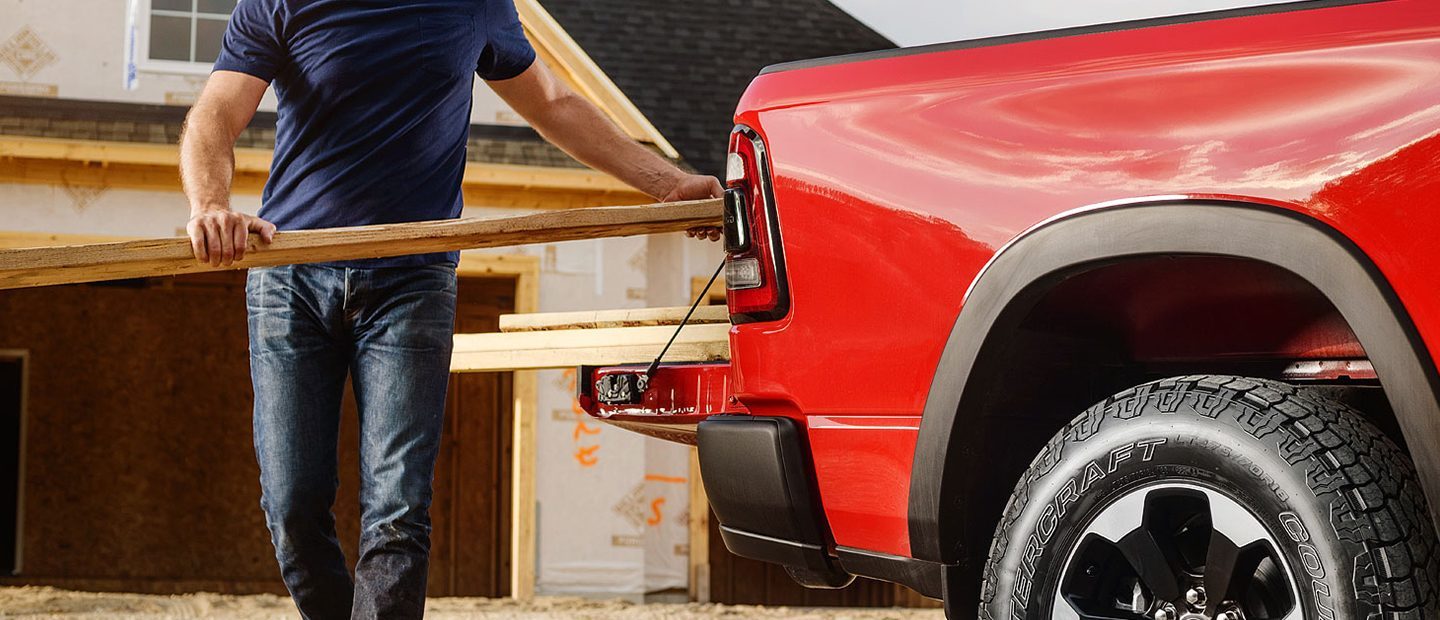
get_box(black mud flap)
[697,415,852,588]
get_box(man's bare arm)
[180,70,277,266]
[486,61,723,240]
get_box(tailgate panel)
[577,362,740,444]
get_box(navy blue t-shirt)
[214,0,536,267]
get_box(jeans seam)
[256,268,269,347]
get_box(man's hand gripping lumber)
[486,61,723,241]
[180,71,276,267]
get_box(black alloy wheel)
[1052,482,1298,620]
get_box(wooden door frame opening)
[456,252,540,600]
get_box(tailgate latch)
[595,372,649,405]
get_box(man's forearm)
[178,72,275,266]
[179,105,240,215]
[528,93,687,199]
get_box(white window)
[140,0,237,74]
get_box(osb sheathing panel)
[0,273,513,594]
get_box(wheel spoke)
[1203,530,1242,614]
[1206,491,1270,548]
[1051,591,1083,620]
[1052,592,1137,620]
[1200,489,1276,614]
[1115,527,1183,603]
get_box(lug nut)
[1219,611,1242,620]
[1154,605,1177,620]
[1185,586,1207,607]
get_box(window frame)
[134,0,235,76]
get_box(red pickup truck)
[580,1,1440,618]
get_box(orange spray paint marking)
[564,368,601,466]
[647,497,666,526]
[573,421,602,441]
[574,445,600,467]
[644,474,686,484]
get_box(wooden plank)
[0,135,274,172]
[688,449,711,603]
[0,231,135,249]
[510,369,537,599]
[451,323,730,372]
[514,0,679,158]
[1,136,653,207]
[507,260,540,600]
[0,136,649,194]
[499,305,728,333]
[0,199,720,290]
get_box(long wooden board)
[498,305,728,332]
[451,323,729,372]
[0,198,720,290]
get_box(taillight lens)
[724,126,788,322]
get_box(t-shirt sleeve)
[213,0,287,82]
[476,0,537,81]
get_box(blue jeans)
[246,263,457,620]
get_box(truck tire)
[978,375,1438,620]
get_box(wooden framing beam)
[0,199,720,290]
[683,277,726,602]
[451,323,730,372]
[0,136,652,207]
[514,0,679,159]
[0,136,273,171]
[688,448,711,603]
[499,305,729,332]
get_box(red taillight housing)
[724,126,789,323]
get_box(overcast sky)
[828,0,1292,46]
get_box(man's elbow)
[531,90,596,132]
[182,101,242,145]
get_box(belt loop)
[343,267,353,312]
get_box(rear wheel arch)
[907,200,1440,592]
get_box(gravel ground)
[0,587,946,619]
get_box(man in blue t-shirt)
[178,1,721,617]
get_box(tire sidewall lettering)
[1009,438,1166,617]
[1281,510,1337,619]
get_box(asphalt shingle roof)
[540,0,895,177]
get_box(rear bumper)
[701,415,950,598]
[579,367,949,596]
[697,415,850,582]
[577,364,840,569]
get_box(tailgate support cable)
[643,259,726,382]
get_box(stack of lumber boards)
[0,199,719,289]
[452,305,730,372]
[0,199,730,372]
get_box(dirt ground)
[0,587,946,619]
